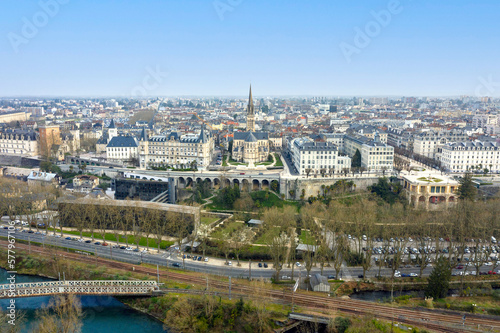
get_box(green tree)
[457,172,477,201]
[351,149,361,168]
[425,256,452,299]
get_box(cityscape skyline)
[1,0,499,97]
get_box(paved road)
[3,228,494,281]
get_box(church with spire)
[232,86,270,166]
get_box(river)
[0,269,166,333]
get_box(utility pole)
[249,259,251,280]
[157,265,160,284]
[229,276,231,300]
[28,236,31,254]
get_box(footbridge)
[0,280,159,299]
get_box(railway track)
[4,241,500,333]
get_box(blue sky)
[0,0,498,97]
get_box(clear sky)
[0,0,498,97]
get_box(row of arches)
[177,176,277,192]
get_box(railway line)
[3,240,500,332]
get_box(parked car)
[65,237,72,240]
[258,262,262,268]
[102,242,108,246]
[295,262,301,267]
[204,258,209,262]
[409,273,418,277]
[94,242,101,245]
[85,240,92,243]
[263,263,268,268]
[327,275,336,279]
[281,276,291,280]
[172,262,181,268]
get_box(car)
[65,237,72,240]
[263,263,268,268]
[172,262,181,267]
[281,276,291,280]
[35,231,41,235]
[120,246,127,249]
[133,248,140,252]
[183,255,186,259]
[204,258,209,262]
[456,265,464,269]
[85,240,92,243]
[358,274,364,279]
[488,271,497,275]
[112,245,120,248]
[102,242,108,246]
[187,254,191,259]
[125,247,133,251]
[55,235,61,238]
[328,275,336,279]
[258,262,262,268]
[3,226,8,230]
[484,262,493,266]
[240,173,245,175]
[141,250,148,253]
[409,273,418,277]
[295,262,301,267]
[401,273,410,277]
[227,261,232,266]
[94,242,101,245]
[192,256,197,260]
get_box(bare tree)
[34,295,83,333]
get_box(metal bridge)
[0,280,159,299]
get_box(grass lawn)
[51,229,174,249]
[298,230,316,245]
[210,221,244,238]
[273,153,283,167]
[255,161,272,166]
[200,216,220,225]
[250,191,300,210]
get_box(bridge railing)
[0,280,157,290]
[0,280,159,298]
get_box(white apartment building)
[440,141,500,173]
[344,134,394,172]
[106,135,139,162]
[139,127,215,170]
[0,130,39,156]
[290,137,351,176]
[473,113,498,129]
[413,129,468,159]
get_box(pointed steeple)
[199,125,207,143]
[108,119,116,129]
[248,84,254,110]
[246,85,256,132]
[140,128,148,141]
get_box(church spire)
[246,85,255,132]
[248,84,254,111]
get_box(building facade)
[344,134,394,172]
[401,172,459,210]
[106,135,139,163]
[413,129,468,159]
[290,137,351,176]
[0,130,39,156]
[39,124,62,158]
[138,127,215,170]
[440,141,500,173]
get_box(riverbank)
[0,247,290,333]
